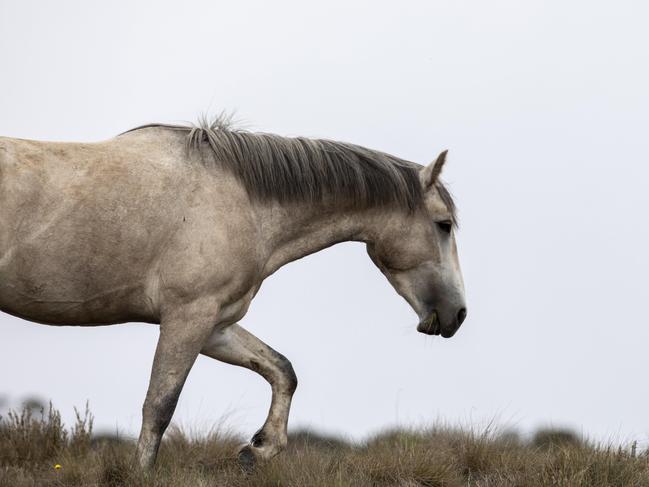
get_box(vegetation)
[1,404,647,486]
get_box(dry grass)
[1,405,648,487]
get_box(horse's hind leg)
[201,323,298,468]
[135,301,217,470]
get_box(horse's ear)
[419,150,448,190]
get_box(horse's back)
[0,132,193,325]
[0,130,259,327]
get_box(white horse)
[0,117,466,469]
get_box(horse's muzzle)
[417,307,467,338]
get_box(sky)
[1,0,648,445]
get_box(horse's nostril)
[457,308,467,325]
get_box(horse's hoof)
[237,444,257,473]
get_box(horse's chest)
[216,286,258,325]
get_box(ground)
[1,405,647,487]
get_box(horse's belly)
[0,242,158,326]
[0,286,154,326]
[0,276,157,326]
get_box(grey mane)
[122,115,456,219]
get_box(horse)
[0,116,467,469]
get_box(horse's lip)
[440,328,456,338]
[417,311,440,335]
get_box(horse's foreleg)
[201,323,298,468]
[135,303,217,470]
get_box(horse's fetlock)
[251,429,267,447]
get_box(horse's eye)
[436,221,452,234]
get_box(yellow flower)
[54,464,62,471]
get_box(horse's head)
[367,151,467,338]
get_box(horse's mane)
[122,114,456,219]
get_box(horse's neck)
[257,201,385,278]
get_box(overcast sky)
[1,0,648,445]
